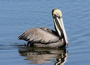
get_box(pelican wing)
[18,28,59,43]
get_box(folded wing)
[18,28,59,43]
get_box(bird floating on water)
[18,8,69,48]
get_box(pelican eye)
[57,16,60,18]
[57,15,62,19]
[53,15,60,18]
[56,15,62,19]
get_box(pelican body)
[18,9,69,48]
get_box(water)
[0,0,90,65]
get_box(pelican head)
[52,8,69,46]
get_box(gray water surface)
[0,0,90,65]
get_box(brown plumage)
[18,8,69,48]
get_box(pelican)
[18,8,69,48]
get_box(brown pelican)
[18,8,69,48]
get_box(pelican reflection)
[18,47,68,65]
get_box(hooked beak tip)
[65,40,69,46]
[66,42,69,46]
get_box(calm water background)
[0,0,90,65]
